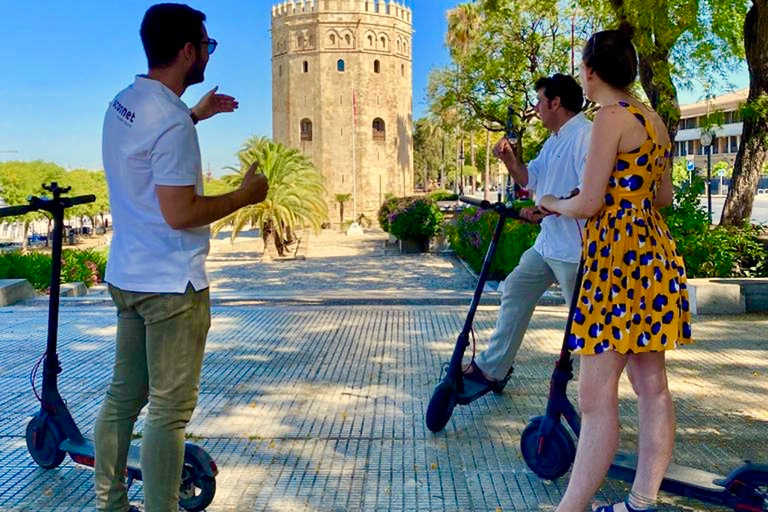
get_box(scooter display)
[3,183,217,512]
[520,266,768,511]
[425,195,520,433]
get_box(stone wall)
[271,0,414,218]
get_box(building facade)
[271,0,414,218]
[675,89,747,168]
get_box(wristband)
[190,112,199,125]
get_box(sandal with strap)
[593,498,657,512]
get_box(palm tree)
[446,2,480,59]
[211,136,328,259]
[335,193,352,226]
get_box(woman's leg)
[625,351,675,507]
[555,351,628,512]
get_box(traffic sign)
[686,160,695,172]
[718,169,726,177]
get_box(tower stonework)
[271,0,414,218]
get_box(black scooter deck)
[610,452,732,505]
[456,379,495,405]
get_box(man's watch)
[190,112,199,125]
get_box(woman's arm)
[540,105,624,218]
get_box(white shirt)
[102,75,209,293]
[526,112,592,263]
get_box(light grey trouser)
[475,247,579,381]
[94,284,210,512]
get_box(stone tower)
[271,0,414,218]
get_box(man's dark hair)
[534,74,584,114]
[140,3,206,68]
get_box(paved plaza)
[0,229,766,511]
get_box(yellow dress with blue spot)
[568,102,693,355]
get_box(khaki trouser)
[94,284,210,512]
[476,247,579,381]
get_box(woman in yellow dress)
[539,22,693,512]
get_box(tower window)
[367,34,374,47]
[401,64,405,76]
[300,118,313,141]
[337,59,345,72]
[279,65,283,77]
[345,34,351,46]
[372,118,386,141]
[303,61,309,73]
[330,34,336,45]
[374,60,380,73]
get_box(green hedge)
[0,248,108,291]
[446,204,540,281]
[427,189,459,202]
[661,180,768,278]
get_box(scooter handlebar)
[459,195,520,218]
[64,195,96,207]
[459,196,490,209]
[0,204,34,218]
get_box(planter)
[399,238,429,254]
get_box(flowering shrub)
[0,248,107,291]
[377,196,401,232]
[387,196,444,241]
[445,205,540,281]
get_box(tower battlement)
[271,0,411,24]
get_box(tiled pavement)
[1,229,767,511]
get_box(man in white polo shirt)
[464,74,591,389]
[94,4,269,512]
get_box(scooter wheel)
[520,417,575,480]
[178,455,216,512]
[426,381,457,433]
[25,417,66,469]
[731,471,768,512]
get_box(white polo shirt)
[102,75,209,293]
[527,112,592,263]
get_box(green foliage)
[60,248,108,287]
[203,177,233,196]
[661,178,767,277]
[387,197,444,241]
[377,196,401,232]
[445,204,540,281]
[211,136,329,255]
[0,247,107,291]
[427,189,460,201]
[64,169,109,222]
[0,251,52,290]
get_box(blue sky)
[1,1,749,175]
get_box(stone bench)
[686,278,768,315]
[0,279,35,306]
[60,282,88,297]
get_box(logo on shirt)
[112,99,136,126]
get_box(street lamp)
[458,140,465,196]
[700,130,714,222]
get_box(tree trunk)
[637,51,680,144]
[470,131,476,193]
[484,130,491,201]
[721,0,768,226]
[339,202,345,226]
[261,220,281,260]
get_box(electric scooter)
[2,183,218,512]
[520,264,768,511]
[425,195,520,433]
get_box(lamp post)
[700,130,714,222]
[458,140,465,196]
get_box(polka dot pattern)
[569,102,693,355]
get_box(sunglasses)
[201,38,218,55]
